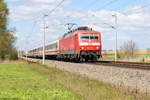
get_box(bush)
[9,49,18,60]
[0,32,17,60]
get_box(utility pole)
[25,36,29,62]
[40,0,64,65]
[26,51,28,61]
[112,14,118,62]
[42,14,48,65]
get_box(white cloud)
[6,0,20,2]
[8,0,70,21]
[31,0,57,3]
[124,5,143,14]
[8,0,150,50]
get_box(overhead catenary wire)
[123,3,150,15]
[83,0,100,9]
[45,0,65,17]
[24,18,43,51]
[26,0,65,50]
[22,19,39,59]
[26,0,149,52]
[27,0,120,51]
[66,0,120,29]
[41,0,65,64]
[44,0,118,31]
[133,0,150,10]
[95,0,119,10]
[29,0,147,50]
[87,0,119,27]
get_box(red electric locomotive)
[28,26,102,62]
[58,27,102,61]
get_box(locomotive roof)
[67,26,93,34]
[66,26,93,34]
[62,26,99,39]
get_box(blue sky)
[4,0,150,50]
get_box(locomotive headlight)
[81,47,84,49]
[96,47,100,49]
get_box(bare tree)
[120,40,137,58]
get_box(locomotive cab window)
[90,33,99,40]
[80,33,89,39]
[80,33,99,40]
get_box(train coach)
[28,41,59,58]
[28,26,102,62]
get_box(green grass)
[0,61,149,100]
[0,63,84,100]
[101,54,115,60]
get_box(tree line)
[0,0,18,60]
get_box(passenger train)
[28,26,102,62]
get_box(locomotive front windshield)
[80,33,99,40]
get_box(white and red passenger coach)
[28,27,102,61]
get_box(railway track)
[24,57,150,70]
[93,60,150,70]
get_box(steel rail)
[92,60,150,70]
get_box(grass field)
[0,61,149,100]
[0,63,84,100]
[102,50,150,62]
[101,54,150,62]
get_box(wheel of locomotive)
[84,55,89,62]
[92,56,97,62]
[79,56,86,62]
[74,55,81,63]
[56,55,61,61]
